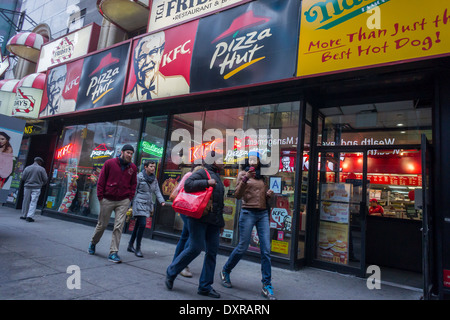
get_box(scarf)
[142,169,156,185]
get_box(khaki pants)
[91,198,130,254]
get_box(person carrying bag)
[166,151,225,299]
[172,168,213,219]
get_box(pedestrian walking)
[165,151,225,298]
[20,157,48,222]
[87,144,138,263]
[127,160,165,257]
[220,151,276,300]
[169,165,204,278]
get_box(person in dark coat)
[165,151,225,298]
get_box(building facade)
[1,0,450,300]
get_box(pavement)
[0,204,423,302]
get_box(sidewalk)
[0,205,422,300]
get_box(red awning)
[6,32,49,63]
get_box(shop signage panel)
[76,43,130,111]
[124,21,197,104]
[190,0,300,93]
[298,0,450,77]
[39,59,84,117]
[36,23,101,73]
[11,87,43,119]
[147,0,248,32]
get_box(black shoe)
[127,245,135,253]
[20,216,26,220]
[165,275,174,290]
[26,217,35,222]
[198,288,221,299]
[135,249,143,257]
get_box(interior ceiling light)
[97,0,150,32]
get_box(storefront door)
[311,145,426,281]
[312,147,369,276]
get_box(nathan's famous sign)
[298,0,450,77]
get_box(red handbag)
[172,169,213,219]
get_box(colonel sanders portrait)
[124,31,189,103]
[40,65,76,117]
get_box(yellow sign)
[271,240,289,255]
[298,0,450,77]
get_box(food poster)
[161,170,182,200]
[320,183,351,223]
[222,197,237,240]
[317,221,349,265]
[321,183,351,202]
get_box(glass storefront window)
[130,116,168,232]
[318,100,432,146]
[46,119,140,218]
[158,102,300,259]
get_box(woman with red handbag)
[165,151,225,298]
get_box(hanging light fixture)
[6,32,48,63]
[97,0,150,32]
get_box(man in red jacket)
[88,144,138,263]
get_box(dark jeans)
[129,216,147,249]
[167,217,220,293]
[223,208,272,285]
[172,213,190,261]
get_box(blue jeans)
[223,208,272,285]
[172,214,190,261]
[167,218,220,293]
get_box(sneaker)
[180,267,193,278]
[262,284,277,300]
[87,242,96,255]
[108,252,122,263]
[220,270,232,288]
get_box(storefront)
[10,0,450,299]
